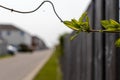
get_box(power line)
[0,0,63,22]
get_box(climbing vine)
[0,0,120,47]
[64,12,120,47]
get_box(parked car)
[7,45,17,55]
[18,44,33,52]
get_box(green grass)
[33,46,63,80]
[0,54,12,60]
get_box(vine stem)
[0,0,63,22]
[1,0,120,34]
[89,30,120,33]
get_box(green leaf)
[117,28,120,30]
[106,24,115,29]
[70,33,79,40]
[70,31,80,40]
[85,15,89,23]
[71,19,80,28]
[80,22,90,31]
[106,28,117,31]
[85,15,90,31]
[79,12,87,23]
[101,19,120,31]
[109,19,120,28]
[101,20,110,29]
[115,38,120,47]
[71,19,79,25]
[63,21,79,31]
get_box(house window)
[20,31,24,36]
[7,31,11,36]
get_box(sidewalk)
[23,50,53,80]
[0,49,53,80]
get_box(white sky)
[0,0,91,47]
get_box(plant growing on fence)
[63,12,120,47]
[0,0,120,47]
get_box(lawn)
[33,46,63,80]
[0,54,12,60]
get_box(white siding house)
[0,36,7,55]
[32,36,48,50]
[0,24,32,47]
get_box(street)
[0,49,53,80]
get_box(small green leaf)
[70,33,79,40]
[115,38,120,47]
[80,22,90,31]
[71,19,79,25]
[70,31,80,40]
[101,19,120,31]
[117,28,120,30]
[71,19,80,28]
[79,12,87,23]
[110,19,120,28]
[86,15,89,23]
[106,24,115,29]
[106,28,117,31]
[63,21,79,31]
[101,20,110,29]
[63,12,91,34]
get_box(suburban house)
[0,36,8,55]
[32,36,48,50]
[0,24,48,52]
[0,24,32,48]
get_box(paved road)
[0,49,53,80]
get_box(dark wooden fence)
[60,0,120,80]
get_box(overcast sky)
[0,0,91,47]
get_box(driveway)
[0,49,53,80]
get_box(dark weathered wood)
[105,0,119,80]
[61,0,119,80]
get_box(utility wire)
[0,0,63,22]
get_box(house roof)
[0,24,22,31]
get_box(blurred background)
[0,0,91,48]
[1,0,120,80]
